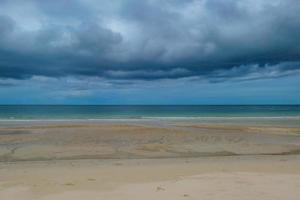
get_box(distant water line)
[0,105,300,120]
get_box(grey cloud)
[0,0,300,82]
[105,68,191,80]
[0,15,14,37]
[206,62,300,83]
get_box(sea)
[0,105,300,120]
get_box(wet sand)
[0,119,300,199]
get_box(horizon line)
[0,104,299,106]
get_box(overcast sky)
[0,0,299,104]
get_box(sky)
[0,0,300,105]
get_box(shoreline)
[1,116,300,129]
[1,115,300,120]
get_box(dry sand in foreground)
[1,156,300,200]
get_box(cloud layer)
[0,0,300,81]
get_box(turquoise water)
[0,105,300,120]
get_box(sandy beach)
[1,0,300,198]
[0,119,300,199]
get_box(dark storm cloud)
[0,0,300,81]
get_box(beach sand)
[0,119,300,199]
